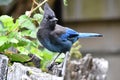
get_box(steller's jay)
[37,3,103,69]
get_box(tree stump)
[0,54,9,80]
[64,54,108,80]
[7,62,63,80]
[0,53,108,80]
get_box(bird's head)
[41,3,58,29]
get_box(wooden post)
[64,54,108,80]
[0,54,8,80]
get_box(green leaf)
[29,30,37,38]
[33,13,43,24]
[18,15,36,30]
[11,20,19,31]
[0,36,8,46]
[0,15,13,23]
[5,53,31,62]
[21,29,37,38]
[0,15,15,32]
[30,47,43,60]
[40,49,55,69]
[17,47,29,55]
[10,38,19,43]
[63,0,68,6]
[8,32,17,38]
[21,30,31,36]
[16,32,34,46]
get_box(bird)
[37,3,103,69]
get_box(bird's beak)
[50,17,58,22]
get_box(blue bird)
[37,3,102,69]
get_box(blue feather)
[60,28,79,41]
[78,33,103,38]
[60,28,102,43]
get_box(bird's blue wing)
[55,25,102,43]
[60,27,103,42]
[60,28,79,43]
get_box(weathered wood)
[7,63,63,80]
[0,54,9,80]
[64,54,109,80]
[0,53,108,80]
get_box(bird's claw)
[47,62,55,71]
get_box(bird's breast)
[37,28,72,53]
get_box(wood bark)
[0,53,108,80]
[0,54,8,80]
[64,54,108,80]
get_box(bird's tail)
[78,33,103,38]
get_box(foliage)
[63,0,68,6]
[0,11,54,68]
[70,40,82,60]
[0,0,69,69]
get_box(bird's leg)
[47,53,61,70]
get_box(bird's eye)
[48,16,52,19]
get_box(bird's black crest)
[44,3,55,17]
